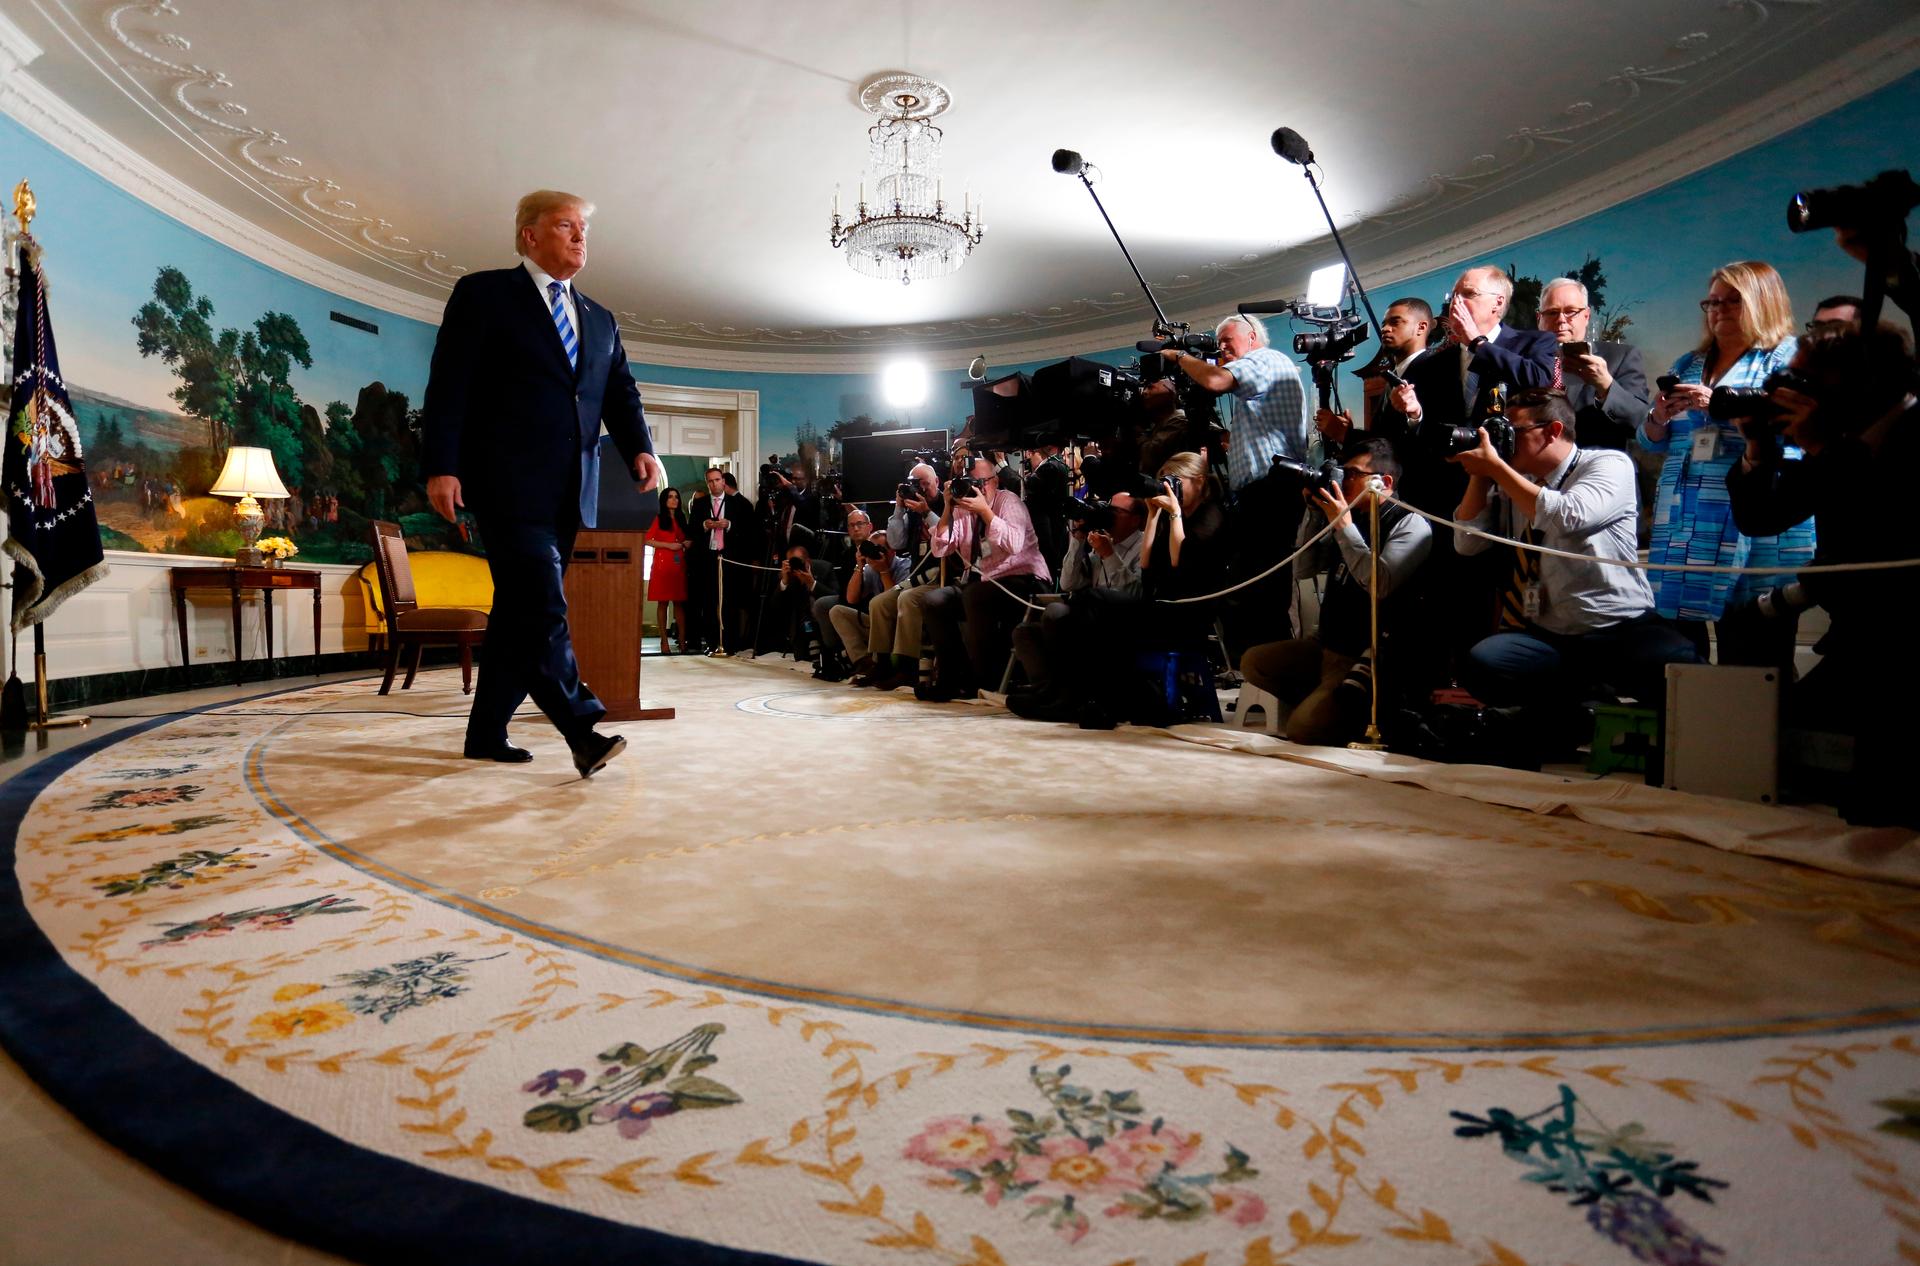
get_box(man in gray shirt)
[1452,390,1697,740]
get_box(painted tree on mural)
[132,266,314,484]
[1505,255,1635,341]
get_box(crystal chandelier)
[829,73,985,286]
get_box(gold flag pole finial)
[12,179,33,234]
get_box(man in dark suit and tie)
[422,190,664,777]
[684,467,760,653]
[1314,296,1438,455]
[1389,266,1559,520]
[1535,277,1651,452]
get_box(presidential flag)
[3,234,106,632]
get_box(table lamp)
[207,445,289,566]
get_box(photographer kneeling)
[1007,492,1144,720]
[1452,389,1700,757]
[855,464,943,690]
[1239,437,1432,746]
[1724,323,1919,827]
[920,456,1051,701]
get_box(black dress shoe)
[571,731,627,779]
[464,741,533,763]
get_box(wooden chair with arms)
[368,520,489,694]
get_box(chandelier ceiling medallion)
[828,73,985,286]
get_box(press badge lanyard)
[1519,449,1580,622]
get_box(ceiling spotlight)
[881,359,930,408]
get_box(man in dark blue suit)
[422,190,664,777]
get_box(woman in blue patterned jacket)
[1639,260,1813,666]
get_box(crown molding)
[0,4,1912,375]
[0,6,447,324]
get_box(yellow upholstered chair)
[365,522,491,694]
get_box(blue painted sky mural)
[0,68,1913,562]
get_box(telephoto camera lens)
[1787,169,1920,233]
[1706,387,1781,424]
[1269,455,1342,496]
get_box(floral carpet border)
[0,683,809,1266]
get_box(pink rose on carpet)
[1105,1122,1202,1181]
[1026,1134,1136,1197]
[1210,1187,1270,1227]
[902,1116,1011,1171]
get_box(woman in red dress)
[644,487,691,653]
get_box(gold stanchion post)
[1347,476,1385,752]
[706,554,731,658]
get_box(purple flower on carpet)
[521,1069,586,1097]
[590,1092,678,1138]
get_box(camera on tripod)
[760,454,792,499]
[1292,314,1370,366]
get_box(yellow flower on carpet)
[248,1000,352,1042]
[272,982,324,1002]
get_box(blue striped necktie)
[548,280,577,370]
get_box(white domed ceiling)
[1,0,1915,369]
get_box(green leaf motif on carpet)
[1451,1083,1729,1264]
[524,1024,740,1139]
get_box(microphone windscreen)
[1270,127,1312,165]
[1051,149,1084,175]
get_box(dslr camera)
[948,473,981,502]
[1443,383,1517,460]
[1706,368,1815,426]
[1269,454,1343,497]
[857,537,886,561]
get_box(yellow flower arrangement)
[258,536,299,561]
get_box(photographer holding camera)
[810,509,874,679]
[1725,323,1919,827]
[1022,439,1075,578]
[1239,437,1434,747]
[1316,297,1436,447]
[918,456,1051,701]
[1452,389,1699,758]
[1162,314,1309,496]
[855,463,945,689]
[772,541,836,662]
[824,520,914,681]
[1007,492,1145,720]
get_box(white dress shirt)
[522,258,579,343]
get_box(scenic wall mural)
[0,68,1913,566]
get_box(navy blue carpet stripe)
[0,683,813,1266]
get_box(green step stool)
[1588,704,1658,775]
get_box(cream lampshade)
[207,445,289,567]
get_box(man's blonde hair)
[1697,260,1795,355]
[514,190,594,255]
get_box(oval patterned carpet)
[2,657,1917,1265]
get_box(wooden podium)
[564,530,675,722]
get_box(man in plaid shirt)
[1159,313,1310,494]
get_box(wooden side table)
[171,565,322,683]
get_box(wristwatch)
[1468,335,1489,350]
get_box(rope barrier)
[1381,491,1920,576]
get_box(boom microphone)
[1271,127,1313,166]
[1051,149,1085,175]
[1236,300,1302,315]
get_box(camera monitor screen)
[839,428,952,504]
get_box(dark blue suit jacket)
[422,264,653,529]
[1396,326,1559,517]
